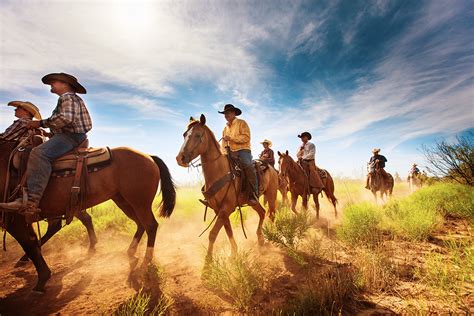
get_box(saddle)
[11,138,112,224]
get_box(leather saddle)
[52,139,111,173]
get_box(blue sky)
[1,0,473,184]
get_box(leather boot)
[243,166,258,206]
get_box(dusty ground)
[0,187,472,315]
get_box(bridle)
[183,125,222,168]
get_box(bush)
[277,265,357,315]
[263,208,312,265]
[202,250,263,312]
[352,248,398,293]
[383,199,442,241]
[337,202,383,246]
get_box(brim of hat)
[218,108,242,116]
[42,74,87,94]
[298,134,312,140]
[8,101,42,120]
[260,141,272,146]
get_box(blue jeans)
[236,149,258,194]
[27,133,87,201]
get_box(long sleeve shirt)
[259,148,275,166]
[369,155,387,168]
[296,141,316,160]
[0,118,31,140]
[41,92,92,135]
[221,118,251,153]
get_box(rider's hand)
[223,135,232,142]
[26,121,41,129]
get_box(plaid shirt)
[41,92,92,134]
[0,118,31,140]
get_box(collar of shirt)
[60,92,75,97]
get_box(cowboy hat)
[7,101,42,120]
[413,163,417,166]
[218,104,242,116]
[372,148,381,153]
[260,139,272,147]
[298,132,312,140]
[42,72,87,94]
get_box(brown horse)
[407,172,426,192]
[176,115,278,259]
[0,139,176,292]
[278,151,338,218]
[278,174,289,207]
[368,161,394,202]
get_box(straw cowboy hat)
[298,132,312,140]
[218,104,242,116]
[7,101,42,120]
[372,148,381,153]
[413,163,417,166]
[42,72,87,94]
[260,139,272,147]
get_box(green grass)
[337,202,383,246]
[263,207,313,265]
[202,250,263,312]
[337,183,473,243]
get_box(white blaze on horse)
[176,115,279,260]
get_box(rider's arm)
[41,95,76,130]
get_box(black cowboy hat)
[218,104,242,116]
[298,132,312,140]
[42,72,87,94]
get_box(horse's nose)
[176,154,188,166]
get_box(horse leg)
[312,192,320,219]
[223,217,238,257]
[76,209,98,251]
[112,194,144,271]
[8,217,51,292]
[15,218,62,266]
[290,192,298,214]
[251,203,266,247]
[206,216,225,261]
[266,191,277,222]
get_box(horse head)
[277,150,291,176]
[176,114,213,167]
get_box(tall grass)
[263,207,312,265]
[202,250,263,312]
[277,265,358,315]
[336,202,383,247]
[115,262,173,315]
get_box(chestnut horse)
[368,160,394,202]
[0,139,176,292]
[278,151,337,218]
[176,115,278,259]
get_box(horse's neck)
[200,129,230,186]
[287,159,304,182]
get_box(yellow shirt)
[221,118,251,153]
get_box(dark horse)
[368,160,394,203]
[0,139,176,292]
[278,151,338,219]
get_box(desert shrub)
[263,208,312,264]
[409,183,474,220]
[352,248,398,293]
[383,199,442,241]
[337,202,383,246]
[277,265,357,315]
[202,250,263,312]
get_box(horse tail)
[151,155,176,218]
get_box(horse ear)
[200,114,206,125]
[277,151,282,157]
[189,116,195,122]
[285,150,289,155]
